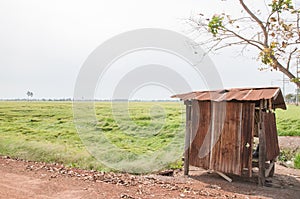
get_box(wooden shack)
[172,87,286,186]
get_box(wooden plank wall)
[190,101,211,170]
[263,112,280,161]
[210,102,240,175]
[189,101,255,176]
[241,103,255,177]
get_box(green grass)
[0,101,185,172]
[0,101,298,172]
[276,105,300,136]
[295,153,300,169]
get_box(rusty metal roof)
[172,87,286,110]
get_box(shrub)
[294,153,300,169]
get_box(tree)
[285,93,295,102]
[189,0,300,88]
[26,91,33,100]
[285,92,300,104]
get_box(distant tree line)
[285,93,300,104]
[0,98,179,102]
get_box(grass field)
[276,105,300,136]
[0,101,299,172]
[0,101,185,172]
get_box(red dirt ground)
[0,136,299,199]
[0,156,299,199]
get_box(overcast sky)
[0,0,297,99]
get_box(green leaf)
[269,0,294,12]
[291,78,300,83]
[208,15,224,37]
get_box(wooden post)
[184,100,192,176]
[258,100,266,186]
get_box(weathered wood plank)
[263,112,280,161]
[189,102,255,177]
[258,100,266,186]
[189,101,211,168]
[184,100,192,176]
[241,103,255,177]
[210,102,244,175]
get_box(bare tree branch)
[297,12,300,42]
[239,0,269,46]
[287,47,298,71]
[223,27,264,50]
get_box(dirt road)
[0,136,299,199]
[0,155,299,199]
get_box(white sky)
[0,0,297,99]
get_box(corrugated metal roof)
[172,87,286,110]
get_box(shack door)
[189,101,255,176]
